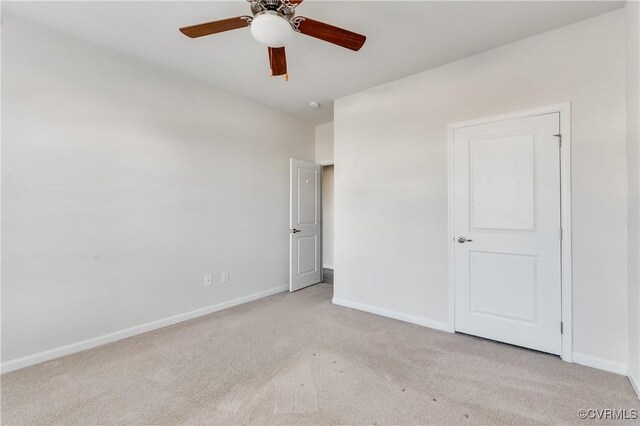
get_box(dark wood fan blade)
[296,17,366,51]
[180,16,251,38]
[268,47,287,76]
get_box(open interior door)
[290,159,322,292]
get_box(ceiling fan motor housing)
[250,0,296,19]
[263,0,283,11]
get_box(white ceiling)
[4,1,623,124]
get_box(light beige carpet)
[1,284,638,425]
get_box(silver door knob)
[290,229,301,234]
[457,236,473,243]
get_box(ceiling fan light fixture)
[250,11,293,47]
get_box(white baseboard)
[322,265,334,270]
[332,298,633,378]
[572,352,628,375]
[629,372,640,399]
[1,285,289,375]
[332,297,450,333]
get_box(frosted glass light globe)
[250,12,293,47]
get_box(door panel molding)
[447,103,572,362]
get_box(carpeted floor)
[1,284,638,425]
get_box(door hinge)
[561,322,564,334]
[554,133,562,148]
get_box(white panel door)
[453,113,561,355]
[290,159,322,292]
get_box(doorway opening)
[322,165,334,284]
[288,158,333,291]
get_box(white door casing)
[452,112,562,355]
[290,159,322,292]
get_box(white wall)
[322,166,334,269]
[626,0,640,395]
[334,10,628,372]
[1,16,315,367]
[315,122,334,165]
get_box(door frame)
[320,163,334,272]
[447,102,572,362]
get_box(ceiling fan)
[179,0,366,80]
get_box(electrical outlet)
[221,271,229,283]
[368,274,375,285]
[204,274,213,287]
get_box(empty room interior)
[2,0,640,424]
